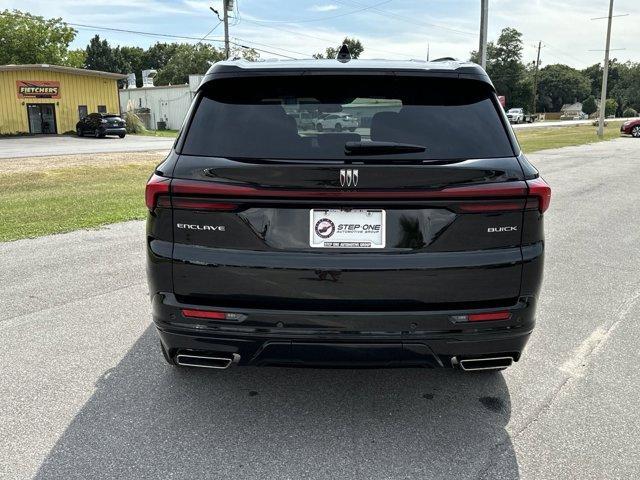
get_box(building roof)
[0,64,126,80]
[561,102,583,112]
[201,58,493,88]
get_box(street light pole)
[479,0,489,69]
[597,0,614,138]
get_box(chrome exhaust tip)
[175,353,239,369]
[453,356,514,371]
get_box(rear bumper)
[152,292,536,368]
[103,127,126,135]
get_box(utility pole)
[479,0,489,69]
[532,41,543,114]
[223,0,230,60]
[427,43,430,61]
[597,0,614,138]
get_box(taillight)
[145,173,170,211]
[171,198,239,211]
[526,177,551,213]
[170,178,529,199]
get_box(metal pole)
[532,41,542,114]
[223,0,230,60]
[597,0,614,138]
[479,0,489,69]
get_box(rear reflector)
[181,309,226,319]
[468,311,511,322]
[181,309,246,321]
[145,174,170,210]
[526,177,551,213]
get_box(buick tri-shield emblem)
[339,169,359,187]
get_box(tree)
[84,35,129,73]
[154,43,225,85]
[605,98,618,117]
[0,9,76,65]
[314,37,364,59]
[470,28,533,111]
[582,95,597,116]
[537,64,590,111]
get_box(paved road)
[0,134,174,159]
[1,138,640,479]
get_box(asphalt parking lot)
[1,138,639,479]
[0,134,175,159]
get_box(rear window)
[182,75,514,161]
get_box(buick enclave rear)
[145,58,550,372]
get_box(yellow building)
[0,64,125,135]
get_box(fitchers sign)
[16,81,60,99]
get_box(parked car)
[146,57,550,372]
[620,118,640,138]
[316,113,358,132]
[76,113,126,138]
[506,108,536,124]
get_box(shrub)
[124,111,146,134]
[622,107,638,118]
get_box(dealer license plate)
[309,209,386,249]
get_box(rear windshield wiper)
[345,141,427,156]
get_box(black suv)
[76,113,126,138]
[146,57,550,372]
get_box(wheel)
[119,133,126,139]
[77,127,83,137]
[160,341,178,366]
[316,123,323,132]
[632,126,640,138]
[335,123,342,132]
[348,127,356,132]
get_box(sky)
[1,0,638,69]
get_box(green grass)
[516,121,624,153]
[134,129,179,138]
[0,163,155,242]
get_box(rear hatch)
[159,74,543,311]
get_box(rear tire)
[632,126,640,138]
[119,133,126,139]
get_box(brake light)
[145,174,170,211]
[458,202,524,213]
[171,198,239,211]
[526,177,551,213]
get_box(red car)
[621,118,640,138]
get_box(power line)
[240,0,393,24]
[236,17,415,59]
[334,0,477,37]
[0,10,304,59]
